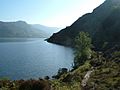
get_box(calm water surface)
[0,38,74,80]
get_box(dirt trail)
[81,68,94,87]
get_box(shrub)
[19,79,51,90]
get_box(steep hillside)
[51,47,120,90]
[0,21,48,38]
[47,0,120,49]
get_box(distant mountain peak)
[16,20,27,24]
[0,21,50,38]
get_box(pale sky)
[0,0,105,27]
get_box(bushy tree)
[74,32,92,68]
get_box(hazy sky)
[0,0,105,27]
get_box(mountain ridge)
[0,21,60,38]
[31,24,61,37]
[47,0,120,50]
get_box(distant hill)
[0,21,55,38]
[32,24,61,37]
[47,0,120,50]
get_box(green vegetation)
[74,32,92,68]
[52,68,68,79]
[1,0,120,89]
[87,51,120,89]
[0,79,51,90]
[50,31,120,90]
[0,31,120,90]
[51,52,120,90]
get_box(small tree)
[74,32,92,68]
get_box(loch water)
[0,38,74,80]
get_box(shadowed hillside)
[47,0,120,50]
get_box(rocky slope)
[51,46,120,90]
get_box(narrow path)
[81,68,94,87]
